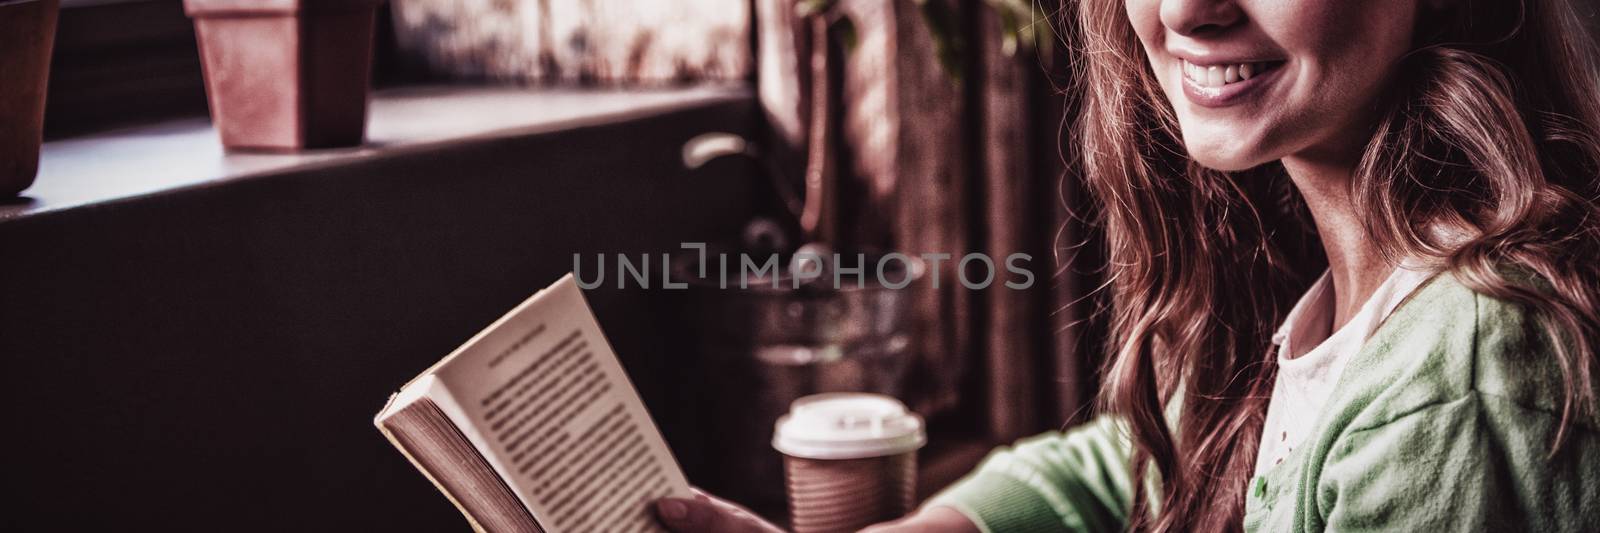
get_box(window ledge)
[4,83,750,222]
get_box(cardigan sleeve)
[924,415,1137,533]
[1313,393,1600,532]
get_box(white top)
[1253,263,1437,475]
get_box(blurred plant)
[984,0,1055,63]
[795,0,1056,85]
[910,0,964,83]
[796,0,858,52]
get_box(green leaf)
[979,0,1059,62]
[832,15,860,56]
[996,6,1021,57]
[913,0,966,85]
[795,0,836,18]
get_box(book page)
[429,274,691,533]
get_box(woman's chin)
[1185,147,1271,173]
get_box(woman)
[657,0,1600,530]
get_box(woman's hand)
[654,489,784,533]
[653,489,980,533]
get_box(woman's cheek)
[1124,0,1164,45]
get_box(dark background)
[0,100,761,530]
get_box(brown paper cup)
[773,394,925,533]
[783,452,915,533]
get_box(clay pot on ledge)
[0,0,59,196]
[184,0,385,151]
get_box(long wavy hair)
[1064,0,1600,531]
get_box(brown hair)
[1064,0,1600,531]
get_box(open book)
[375,274,691,532]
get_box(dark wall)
[0,99,759,530]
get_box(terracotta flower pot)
[0,0,59,196]
[185,0,384,151]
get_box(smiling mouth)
[1178,59,1286,108]
[1181,59,1284,88]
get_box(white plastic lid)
[772,393,927,460]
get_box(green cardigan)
[928,272,1600,532]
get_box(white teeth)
[1182,60,1265,88]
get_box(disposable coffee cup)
[772,393,926,533]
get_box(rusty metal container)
[185,0,382,150]
[0,0,58,196]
